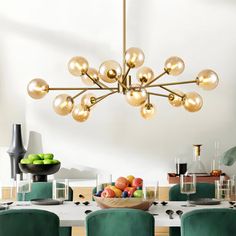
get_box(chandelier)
[27,0,219,122]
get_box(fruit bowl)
[94,196,153,211]
[19,163,61,182]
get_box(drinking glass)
[96,174,112,193]
[180,174,196,207]
[143,181,159,202]
[0,179,16,204]
[175,157,187,176]
[210,141,222,177]
[230,176,236,201]
[215,180,231,201]
[52,179,69,202]
[16,173,31,202]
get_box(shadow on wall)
[25,131,43,155]
[54,166,103,179]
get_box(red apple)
[101,188,116,198]
[132,178,143,188]
[115,177,129,190]
[124,187,136,197]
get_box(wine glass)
[16,173,31,204]
[52,179,69,202]
[180,174,196,207]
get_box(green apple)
[51,159,60,164]
[38,153,45,159]
[44,153,54,160]
[43,159,53,164]
[20,158,33,164]
[133,190,143,198]
[33,160,44,164]
[28,154,41,161]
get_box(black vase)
[7,124,27,180]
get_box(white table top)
[8,201,231,227]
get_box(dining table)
[5,200,232,227]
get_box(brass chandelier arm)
[144,70,168,87]
[48,87,118,91]
[159,86,184,98]
[89,91,118,108]
[122,67,131,84]
[116,78,128,91]
[72,90,87,99]
[146,79,197,88]
[85,72,103,89]
[148,92,169,98]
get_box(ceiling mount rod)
[123,0,126,75]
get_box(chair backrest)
[17,182,73,201]
[86,208,155,236]
[0,209,59,236]
[169,182,215,201]
[181,208,236,236]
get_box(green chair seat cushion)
[86,208,155,236]
[181,208,236,236]
[0,209,59,236]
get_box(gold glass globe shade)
[140,103,156,120]
[125,47,145,68]
[81,68,99,86]
[168,90,184,107]
[72,104,90,122]
[27,78,49,99]
[99,60,122,83]
[183,92,203,112]
[81,93,96,107]
[126,84,147,106]
[197,69,219,90]
[68,56,89,76]
[136,67,154,84]
[53,94,74,116]
[164,56,185,76]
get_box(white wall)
[0,0,236,184]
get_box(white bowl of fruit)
[94,176,153,211]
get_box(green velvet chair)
[169,182,215,236]
[17,182,73,236]
[181,208,236,236]
[86,208,155,236]
[0,209,59,236]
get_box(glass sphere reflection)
[27,78,49,99]
[140,103,156,120]
[136,67,154,84]
[99,60,122,83]
[125,47,145,68]
[164,57,185,76]
[68,56,89,76]
[82,68,99,86]
[197,69,219,90]
[168,90,184,107]
[53,94,74,116]
[72,104,90,122]
[126,84,147,106]
[81,93,96,107]
[183,92,203,112]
